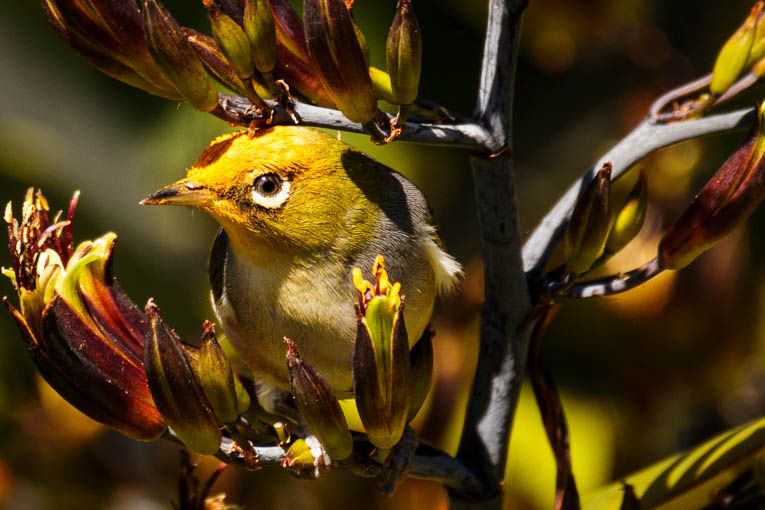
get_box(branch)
[543,258,664,299]
[522,107,756,285]
[453,0,531,505]
[213,94,499,152]
[204,437,482,494]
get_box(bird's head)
[142,127,385,262]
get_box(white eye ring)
[251,173,291,209]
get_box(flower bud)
[386,0,422,107]
[42,0,181,99]
[145,300,222,454]
[407,326,433,422]
[604,172,648,255]
[205,2,255,81]
[184,28,251,98]
[189,322,243,424]
[564,163,613,275]
[711,2,764,96]
[303,0,377,123]
[3,190,166,441]
[243,0,277,76]
[267,0,335,107]
[659,101,765,269]
[282,437,330,478]
[286,339,353,460]
[352,256,410,450]
[142,0,219,111]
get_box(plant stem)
[452,0,531,506]
[522,107,755,286]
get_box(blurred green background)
[2,0,765,508]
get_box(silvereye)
[143,126,461,411]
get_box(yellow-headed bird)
[143,127,460,411]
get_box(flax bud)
[191,322,242,424]
[243,0,277,76]
[352,256,410,450]
[303,0,377,123]
[407,326,433,421]
[659,101,765,269]
[142,0,219,111]
[286,339,353,460]
[145,301,222,455]
[386,0,422,108]
[711,2,764,96]
[564,163,613,274]
[604,172,648,255]
[205,2,254,81]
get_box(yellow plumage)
[143,126,460,410]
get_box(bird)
[142,126,461,412]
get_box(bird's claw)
[373,426,418,494]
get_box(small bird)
[142,126,460,411]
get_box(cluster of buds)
[561,99,765,282]
[282,256,433,471]
[562,164,648,276]
[659,101,765,270]
[2,190,255,455]
[44,0,424,136]
[3,193,434,478]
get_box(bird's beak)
[140,179,212,207]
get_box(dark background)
[1,1,764,508]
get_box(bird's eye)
[253,173,282,196]
[251,173,291,209]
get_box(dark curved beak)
[140,179,211,207]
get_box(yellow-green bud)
[286,339,353,460]
[191,322,242,424]
[605,172,648,255]
[142,0,219,111]
[144,300,222,455]
[710,2,763,96]
[386,0,422,107]
[205,3,255,81]
[243,0,277,76]
[564,163,612,275]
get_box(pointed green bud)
[407,326,433,422]
[659,100,765,269]
[386,0,422,107]
[191,321,242,424]
[303,0,377,123]
[286,339,353,460]
[205,2,255,81]
[243,0,277,76]
[746,2,765,68]
[710,2,763,96]
[564,163,613,274]
[352,256,410,450]
[142,0,219,111]
[605,172,648,255]
[144,300,222,454]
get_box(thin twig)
[212,93,499,152]
[522,107,755,286]
[452,0,531,506]
[547,258,663,299]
